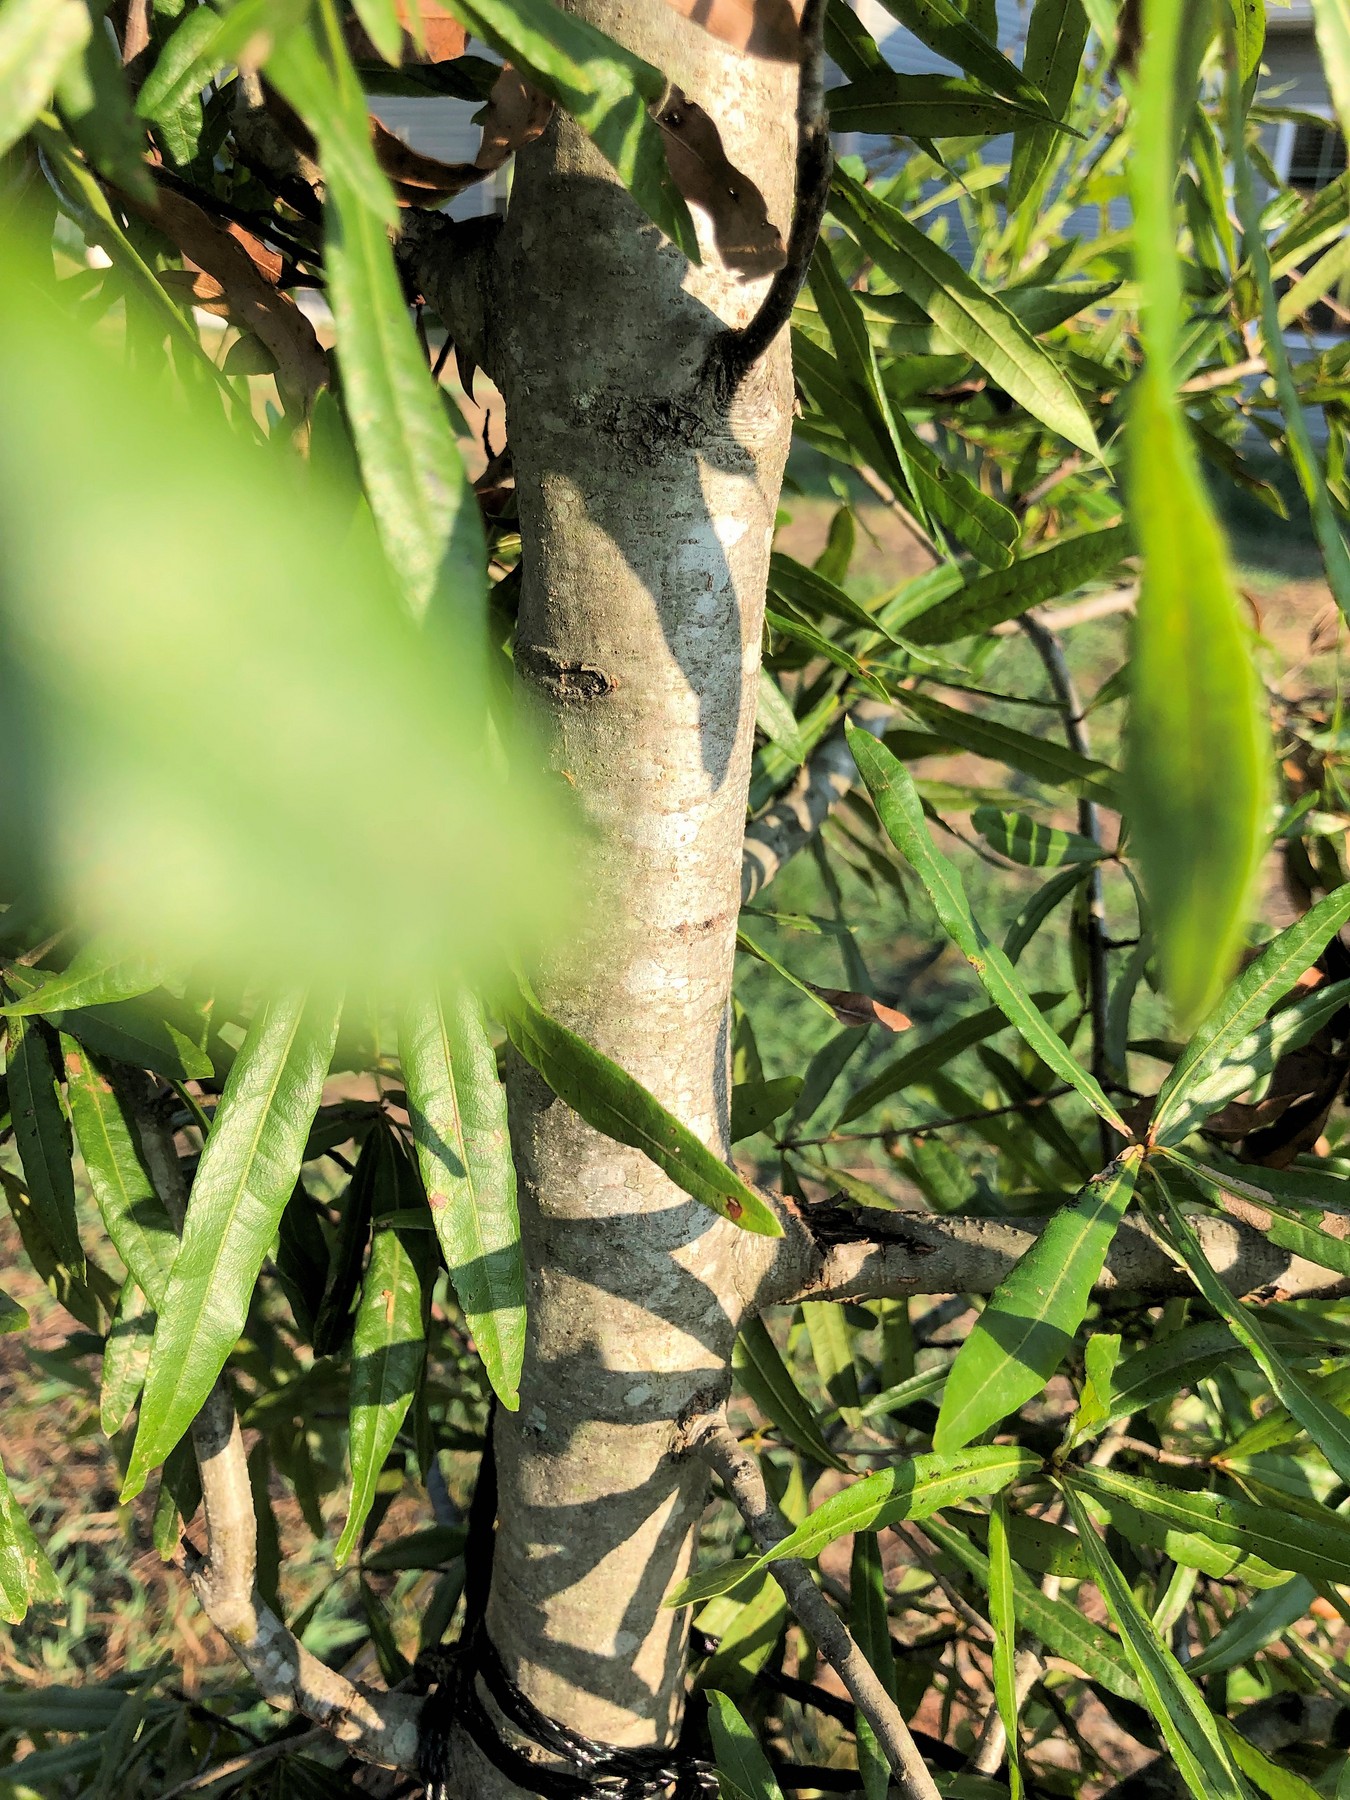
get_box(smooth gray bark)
[435,10,802,1789]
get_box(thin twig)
[680,1411,941,1800]
[158,1726,326,1797]
[785,1086,1074,1146]
[705,0,831,396]
[1020,615,1114,1163]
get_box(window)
[1286,120,1348,190]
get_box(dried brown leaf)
[807,986,912,1032]
[136,187,329,410]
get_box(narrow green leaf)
[935,1150,1141,1453]
[1152,1171,1350,1490]
[1123,390,1268,1030]
[267,18,484,621]
[1187,1576,1315,1676]
[1067,1331,1120,1446]
[706,1690,786,1800]
[1227,24,1350,621]
[1124,5,1270,1030]
[894,694,1119,805]
[1218,1717,1322,1800]
[802,1300,862,1427]
[757,672,807,765]
[336,1133,428,1564]
[1153,886,1350,1143]
[1155,977,1350,1147]
[353,0,404,62]
[400,987,524,1411]
[54,10,152,199]
[7,1012,82,1276]
[502,988,782,1237]
[972,807,1104,870]
[446,0,698,258]
[848,727,1128,1133]
[832,171,1102,458]
[101,1277,155,1438]
[732,1314,848,1472]
[826,72,1058,138]
[2,962,214,1080]
[1008,0,1090,210]
[1182,1158,1350,1284]
[793,328,1020,569]
[4,948,163,1017]
[730,1076,802,1144]
[1071,1462,1350,1588]
[1064,1483,1253,1800]
[137,0,309,130]
[988,1493,1024,1800]
[1229,0,1266,81]
[0,1289,27,1335]
[122,990,342,1500]
[851,1531,897,1800]
[769,553,905,647]
[63,1038,176,1309]
[923,1512,1142,1701]
[744,1445,1040,1573]
[838,993,1064,1124]
[876,0,1056,112]
[0,1449,59,1624]
[1310,0,1350,145]
[0,0,90,158]
[902,525,1131,646]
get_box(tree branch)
[395,210,504,389]
[678,1411,942,1800]
[742,705,888,903]
[768,1200,1350,1308]
[704,0,831,397]
[133,1089,423,1775]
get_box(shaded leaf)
[1062,1483,1252,1800]
[706,1690,786,1800]
[336,1133,428,1563]
[63,1039,176,1308]
[503,986,781,1237]
[935,1150,1141,1452]
[400,986,525,1409]
[7,1012,82,1276]
[902,525,1131,645]
[1152,887,1350,1144]
[832,171,1101,458]
[732,1314,847,1471]
[848,727,1128,1133]
[122,991,342,1500]
[0,0,90,159]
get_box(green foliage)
[2,2,1350,1797]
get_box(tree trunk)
[439,9,800,1791]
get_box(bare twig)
[1020,616,1113,1162]
[157,1726,326,1797]
[680,1411,942,1800]
[785,1086,1074,1147]
[705,0,831,396]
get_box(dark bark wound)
[515,642,618,700]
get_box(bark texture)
[436,11,801,1791]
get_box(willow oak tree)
[3,0,1350,1796]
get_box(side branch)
[679,1411,941,1800]
[769,1202,1350,1307]
[742,706,887,904]
[704,0,831,396]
